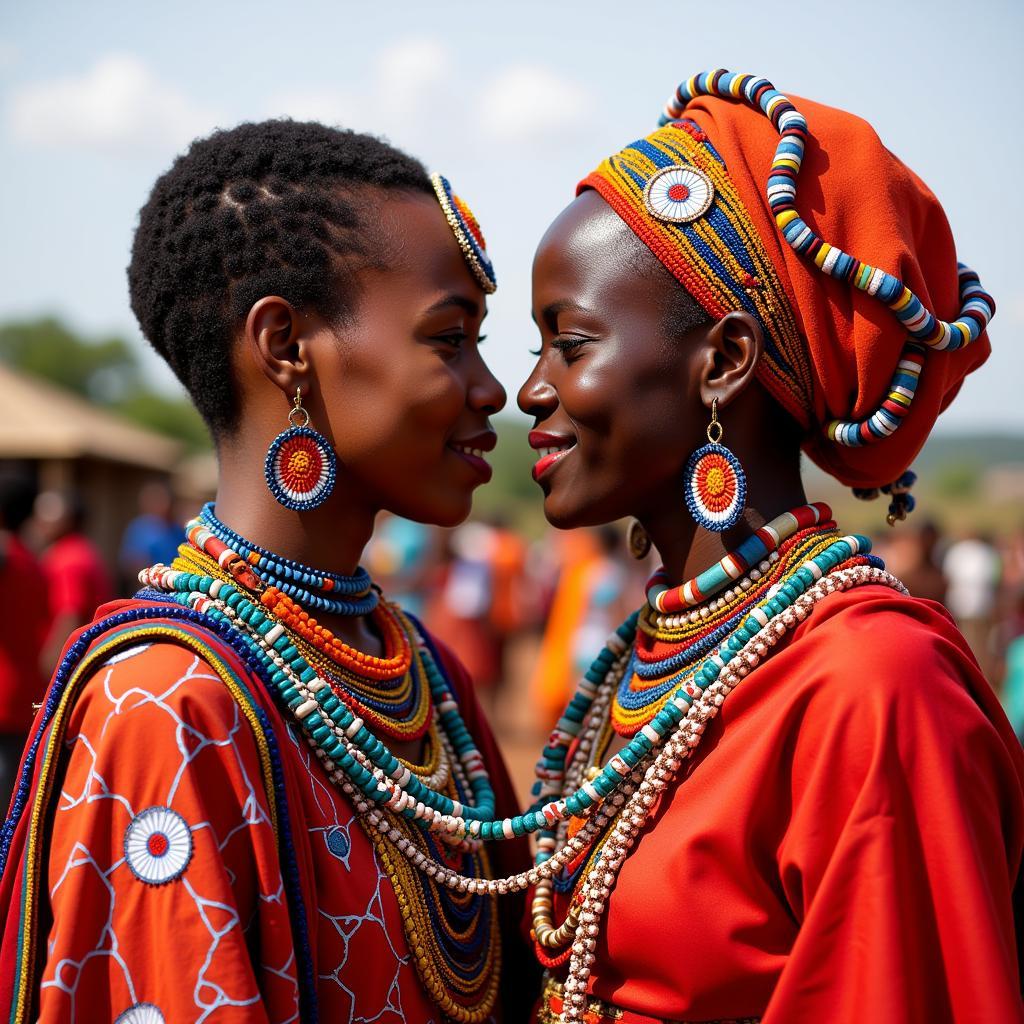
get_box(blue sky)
[2,0,1022,431]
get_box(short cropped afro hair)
[128,120,433,436]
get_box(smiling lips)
[448,433,496,482]
[528,431,577,481]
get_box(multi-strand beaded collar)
[141,512,502,1021]
[525,504,903,1022]
[142,503,903,1024]
[615,502,847,735]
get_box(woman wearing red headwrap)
[518,72,1023,1023]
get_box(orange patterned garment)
[0,603,535,1023]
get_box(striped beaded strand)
[659,70,994,450]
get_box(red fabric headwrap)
[591,92,991,490]
[688,93,990,487]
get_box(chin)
[389,487,474,529]
[541,490,605,532]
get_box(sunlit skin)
[214,189,505,761]
[518,189,807,586]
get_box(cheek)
[567,349,690,465]
[327,349,463,463]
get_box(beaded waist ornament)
[580,71,995,525]
[538,976,760,1024]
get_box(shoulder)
[776,583,1022,784]
[789,583,977,704]
[68,633,254,749]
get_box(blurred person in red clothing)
[34,491,113,670]
[0,479,49,813]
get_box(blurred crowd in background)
[2,469,1024,805]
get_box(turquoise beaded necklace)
[143,529,879,850]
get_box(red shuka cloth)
[538,586,1024,1022]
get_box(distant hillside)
[911,432,1023,474]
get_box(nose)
[517,359,556,420]
[468,348,507,416]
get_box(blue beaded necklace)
[197,503,378,616]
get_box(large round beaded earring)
[264,387,337,511]
[684,397,746,532]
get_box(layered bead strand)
[139,503,906,1024]
[172,530,431,742]
[614,522,880,734]
[539,563,906,1023]
[195,503,378,616]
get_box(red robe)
[540,586,1024,1022]
[0,600,537,1023]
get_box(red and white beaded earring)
[264,387,337,511]
[684,398,746,532]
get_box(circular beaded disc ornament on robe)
[123,805,193,885]
[684,399,746,532]
[264,389,337,511]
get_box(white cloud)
[477,66,587,143]
[375,36,449,110]
[7,54,222,155]
[264,88,362,128]
[266,36,453,137]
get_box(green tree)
[0,315,211,452]
[0,316,141,402]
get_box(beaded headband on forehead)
[579,118,812,430]
[430,173,497,294]
[581,70,996,522]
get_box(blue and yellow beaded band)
[579,118,813,431]
[430,173,497,294]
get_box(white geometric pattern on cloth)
[39,641,488,1023]
[41,651,295,1022]
[282,721,419,1021]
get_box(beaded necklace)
[143,507,903,1024]
[613,515,869,734]
[173,531,432,743]
[196,504,378,616]
[139,556,501,1021]
[645,501,830,612]
[524,515,902,1024]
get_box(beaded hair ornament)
[582,70,996,524]
[430,173,497,294]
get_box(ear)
[695,310,764,409]
[243,296,313,397]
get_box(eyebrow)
[424,294,482,318]
[539,298,591,328]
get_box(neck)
[641,458,807,584]
[212,461,376,579]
